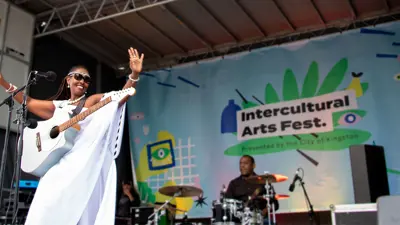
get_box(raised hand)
[128,47,144,75]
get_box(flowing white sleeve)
[101,92,127,159]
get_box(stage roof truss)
[12,0,400,72]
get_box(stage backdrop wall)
[127,21,400,218]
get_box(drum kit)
[212,173,288,225]
[147,185,203,225]
[147,172,289,225]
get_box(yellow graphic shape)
[136,131,176,182]
[346,72,363,97]
[155,180,194,215]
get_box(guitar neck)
[58,96,112,132]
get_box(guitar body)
[21,110,79,177]
[20,87,136,178]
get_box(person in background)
[116,180,141,217]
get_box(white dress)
[24,95,126,225]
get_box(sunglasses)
[69,73,91,83]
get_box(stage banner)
[127,21,400,218]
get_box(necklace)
[67,94,85,105]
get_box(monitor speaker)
[349,145,390,203]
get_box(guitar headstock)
[108,87,136,101]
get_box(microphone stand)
[298,177,319,225]
[0,79,35,214]
[0,95,14,213]
[11,73,37,225]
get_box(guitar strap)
[71,96,87,117]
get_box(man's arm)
[224,181,235,199]
[262,198,279,216]
[259,185,267,196]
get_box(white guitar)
[21,87,136,177]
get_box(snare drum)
[211,198,243,224]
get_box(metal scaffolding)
[34,0,181,38]
[15,0,400,72]
[136,11,400,72]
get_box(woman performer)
[0,47,144,225]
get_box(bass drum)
[211,199,243,224]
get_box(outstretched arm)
[123,47,144,90]
[0,73,55,120]
[88,47,144,105]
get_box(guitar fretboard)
[59,96,112,132]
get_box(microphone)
[288,169,301,192]
[25,118,37,129]
[32,70,57,82]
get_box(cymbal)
[275,194,290,200]
[159,185,203,197]
[246,174,288,184]
[254,194,290,200]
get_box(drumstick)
[245,188,261,207]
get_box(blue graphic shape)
[221,99,241,133]
[147,139,176,170]
[360,28,395,36]
[376,54,397,58]
[141,72,156,77]
[178,76,200,88]
[157,82,176,88]
[392,42,400,46]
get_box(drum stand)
[264,182,276,225]
[147,190,181,225]
[219,185,230,223]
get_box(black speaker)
[349,145,390,203]
[332,210,377,225]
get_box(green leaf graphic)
[224,129,371,156]
[301,61,319,98]
[283,69,300,100]
[137,181,156,203]
[361,82,369,93]
[317,58,348,96]
[265,83,280,104]
[242,101,258,109]
[387,168,400,175]
[332,110,367,126]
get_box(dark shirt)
[225,173,279,212]
[116,189,141,217]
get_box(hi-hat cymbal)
[151,202,187,213]
[159,185,203,197]
[246,174,288,184]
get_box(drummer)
[225,155,279,222]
